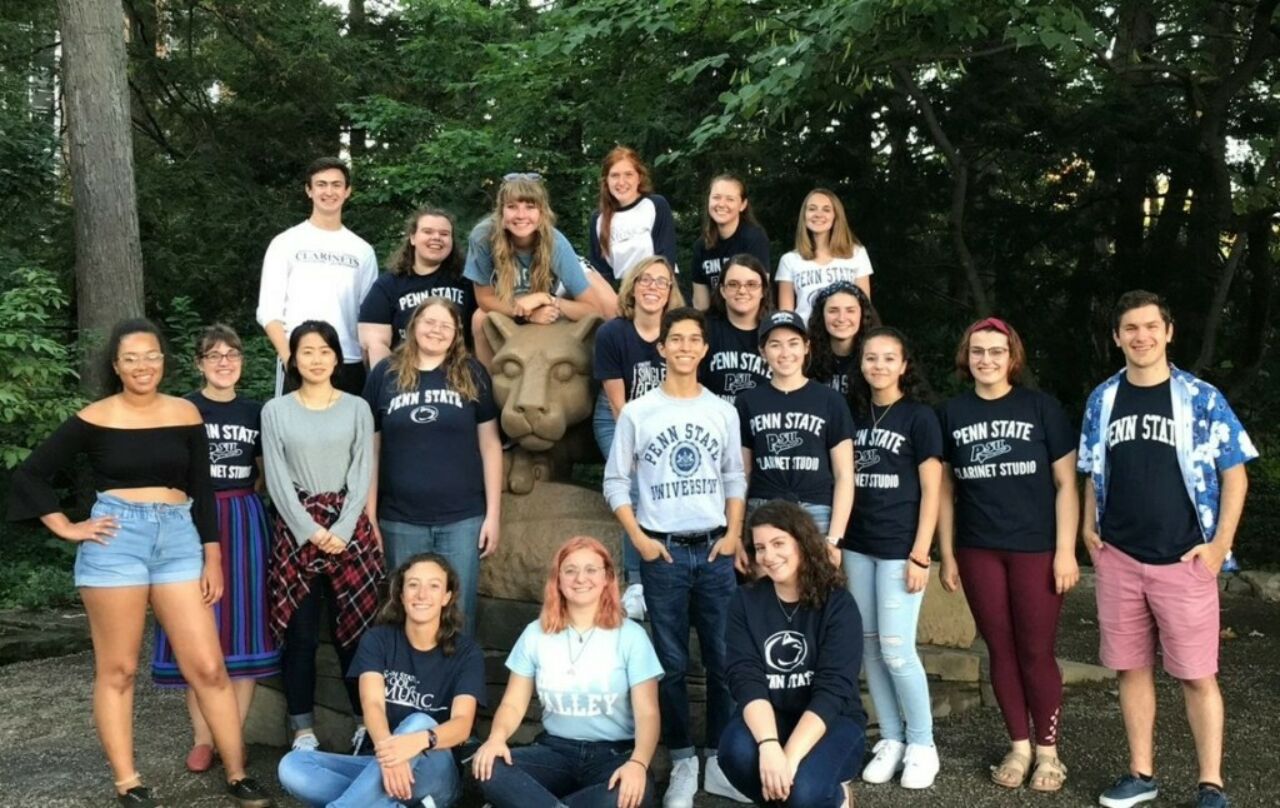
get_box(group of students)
[6,150,1257,808]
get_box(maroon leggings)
[957,547,1064,746]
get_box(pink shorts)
[1093,543,1219,680]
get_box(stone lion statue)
[482,311,604,494]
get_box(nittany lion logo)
[208,442,242,464]
[764,631,808,673]
[722,372,757,395]
[766,431,804,454]
[855,449,880,471]
[409,405,440,424]
[670,442,701,477]
[970,439,1012,464]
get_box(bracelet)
[825,535,841,546]
[756,737,780,747]
[909,555,931,569]
[626,758,648,771]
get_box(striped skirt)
[151,488,280,686]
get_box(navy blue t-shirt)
[736,381,854,506]
[1100,378,1201,564]
[845,399,944,558]
[691,222,772,293]
[347,625,487,733]
[700,316,771,404]
[362,357,498,525]
[815,351,857,397]
[185,392,262,491]
[593,318,665,401]
[938,387,1075,553]
[358,271,476,351]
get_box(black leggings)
[281,575,362,724]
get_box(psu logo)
[766,431,804,454]
[208,442,242,464]
[855,449,880,471]
[670,442,701,477]
[409,406,440,424]
[970,439,1012,464]
[722,372,757,395]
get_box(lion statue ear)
[569,313,604,343]
[482,312,520,354]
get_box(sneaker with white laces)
[350,723,369,755]
[290,731,319,752]
[703,754,751,803]
[622,583,646,620]
[861,738,906,784]
[663,755,699,808]
[899,743,940,789]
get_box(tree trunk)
[56,0,146,395]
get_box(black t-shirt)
[938,387,1075,553]
[185,392,263,491]
[362,357,498,525]
[348,625,487,733]
[736,381,854,506]
[700,316,771,404]
[358,271,476,351]
[593,318,665,401]
[845,399,943,558]
[691,222,772,293]
[1100,378,1201,564]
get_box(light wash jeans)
[842,550,934,746]
[277,712,459,807]
[380,515,484,636]
[592,390,641,584]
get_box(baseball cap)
[758,310,808,345]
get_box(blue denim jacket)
[1077,365,1257,567]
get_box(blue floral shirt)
[1078,366,1257,567]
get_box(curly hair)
[849,326,932,419]
[103,318,170,396]
[597,146,654,260]
[805,282,880,389]
[387,206,463,280]
[747,500,846,610]
[388,298,479,401]
[376,552,464,656]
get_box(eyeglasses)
[636,276,672,290]
[560,565,605,578]
[969,347,1009,359]
[118,352,165,367]
[722,280,763,292]
[201,350,243,363]
[418,318,457,334]
[503,172,543,183]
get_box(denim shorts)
[73,492,204,588]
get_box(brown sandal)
[1030,755,1068,792]
[840,779,857,807]
[990,750,1031,788]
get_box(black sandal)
[116,785,160,807]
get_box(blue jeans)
[380,516,483,636]
[640,539,736,757]
[592,391,641,583]
[277,713,460,807]
[718,713,864,808]
[477,733,654,808]
[843,550,933,745]
[747,498,832,535]
[75,493,204,587]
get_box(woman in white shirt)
[776,189,873,321]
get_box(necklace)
[297,388,338,410]
[870,398,898,432]
[565,626,596,676]
[776,595,800,624]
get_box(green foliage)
[0,525,77,611]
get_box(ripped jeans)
[843,551,933,746]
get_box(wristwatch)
[424,728,439,753]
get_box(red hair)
[954,316,1027,384]
[539,536,624,633]
[597,146,653,260]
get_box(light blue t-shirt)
[463,218,591,299]
[506,618,663,742]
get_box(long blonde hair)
[617,256,685,320]
[793,188,861,260]
[491,176,556,303]
[388,298,479,402]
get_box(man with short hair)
[256,157,378,395]
[604,306,749,807]
[1078,290,1257,808]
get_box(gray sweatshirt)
[261,392,374,545]
[603,386,746,533]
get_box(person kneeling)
[278,553,486,807]
[473,536,661,808]
[718,500,866,807]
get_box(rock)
[1226,574,1254,596]
[920,646,982,682]
[916,565,977,648]
[0,611,92,666]
[1059,658,1114,684]
[1239,571,1280,603]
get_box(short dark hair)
[708,252,773,320]
[305,157,350,186]
[103,318,169,395]
[194,323,243,359]
[1112,289,1172,333]
[660,306,707,343]
[746,499,846,610]
[285,320,344,387]
[377,552,464,656]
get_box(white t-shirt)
[775,246,874,322]
[506,619,663,742]
[256,220,379,363]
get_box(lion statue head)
[482,312,602,452]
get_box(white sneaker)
[663,755,699,808]
[350,723,368,755]
[290,731,319,752]
[899,743,940,789]
[704,755,751,803]
[622,583,646,620]
[861,738,906,784]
